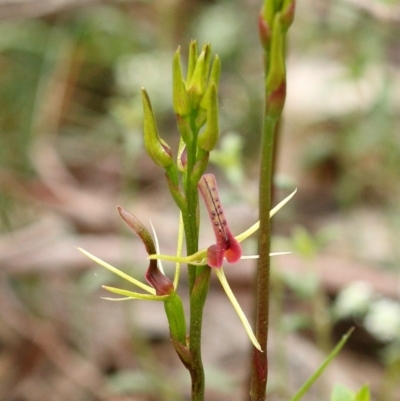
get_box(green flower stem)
[180,110,210,401]
[188,266,211,401]
[250,2,295,399]
[184,112,201,292]
[250,114,278,401]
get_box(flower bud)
[186,44,211,108]
[265,14,287,118]
[280,0,296,32]
[141,88,173,168]
[197,84,219,152]
[258,12,271,49]
[173,47,190,116]
[266,14,285,94]
[186,40,198,83]
[208,55,221,89]
[260,0,276,30]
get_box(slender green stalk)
[188,266,211,400]
[250,115,278,401]
[181,111,211,401]
[250,1,295,399]
[185,112,201,292]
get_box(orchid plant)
[79,1,353,400]
[77,1,298,396]
[79,26,294,400]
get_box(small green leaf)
[330,384,355,401]
[354,385,370,401]
[289,328,354,401]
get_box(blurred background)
[0,0,399,400]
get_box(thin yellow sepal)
[77,247,155,295]
[102,285,167,301]
[214,268,262,351]
[236,188,297,243]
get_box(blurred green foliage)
[330,384,370,401]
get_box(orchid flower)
[78,175,296,351]
[149,181,297,267]
[148,174,296,351]
[77,207,185,302]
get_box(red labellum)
[198,174,242,268]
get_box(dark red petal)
[224,230,242,263]
[207,244,225,269]
[145,261,174,296]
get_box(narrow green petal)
[270,188,297,218]
[270,251,291,256]
[102,285,166,301]
[240,255,260,260]
[236,189,297,243]
[149,249,207,265]
[77,247,155,294]
[235,222,259,243]
[173,213,184,289]
[101,296,135,301]
[215,268,262,351]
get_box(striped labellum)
[198,174,242,268]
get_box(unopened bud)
[186,40,198,83]
[258,13,271,49]
[280,0,296,32]
[186,44,211,108]
[173,47,190,116]
[198,84,219,152]
[266,14,285,94]
[142,88,173,168]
